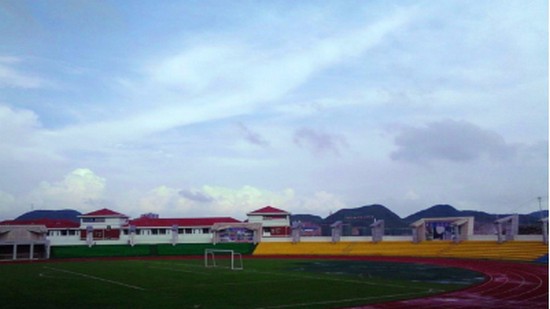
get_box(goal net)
[204,249,243,270]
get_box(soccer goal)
[204,249,243,270]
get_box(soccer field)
[1,257,484,309]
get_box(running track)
[348,256,548,309]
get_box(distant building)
[300,221,322,236]
[0,224,49,260]
[0,206,298,260]
[140,212,160,219]
[0,206,255,260]
[127,216,241,244]
[80,208,129,242]
[247,206,291,237]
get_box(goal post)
[204,249,243,270]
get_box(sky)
[0,0,547,221]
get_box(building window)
[151,229,158,235]
[82,218,105,223]
[202,228,210,234]
[185,228,192,234]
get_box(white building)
[247,206,291,237]
[0,206,294,260]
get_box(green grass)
[1,257,484,309]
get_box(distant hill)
[401,204,544,234]
[403,204,461,223]
[295,204,409,236]
[292,203,546,236]
[9,205,547,236]
[326,204,406,227]
[291,214,324,224]
[15,209,81,223]
[529,210,549,219]
[404,204,499,225]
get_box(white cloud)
[0,191,16,217]
[27,168,107,212]
[120,184,295,219]
[149,44,250,93]
[0,57,51,89]
[404,189,420,201]
[203,185,295,216]
[134,186,187,216]
[0,104,52,162]
[294,191,347,216]
[0,104,41,146]
[0,2,546,221]
[47,7,413,153]
[115,184,348,221]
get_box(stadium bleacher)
[252,241,548,262]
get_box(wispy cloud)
[236,122,269,147]
[38,8,413,156]
[179,189,214,203]
[390,120,517,163]
[294,127,348,156]
[0,1,546,220]
[0,57,51,89]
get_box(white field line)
[38,272,72,279]
[43,266,146,291]
[255,290,436,309]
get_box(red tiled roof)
[128,217,241,227]
[247,206,289,215]
[80,208,128,218]
[0,219,80,229]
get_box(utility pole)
[538,197,543,219]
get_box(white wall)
[248,215,289,227]
[47,230,217,246]
[79,217,128,229]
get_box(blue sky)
[0,0,547,220]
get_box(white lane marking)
[43,266,146,291]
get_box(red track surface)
[344,256,549,309]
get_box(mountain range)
[291,204,547,236]
[15,209,81,222]
[9,204,547,236]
